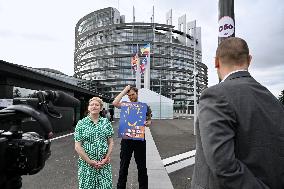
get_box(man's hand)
[113,85,132,108]
[144,120,152,127]
[123,85,131,94]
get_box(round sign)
[218,16,235,37]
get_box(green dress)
[74,116,114,189]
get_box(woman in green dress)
[74,97,114,189]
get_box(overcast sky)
[0,0,283,97]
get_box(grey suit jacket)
[191,71,284,189]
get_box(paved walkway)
[145,127,174,189]
[150,119,196,189]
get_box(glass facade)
[74,7,208,112]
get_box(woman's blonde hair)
[88,97,104,108]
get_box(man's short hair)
[216,37,250,64]
[128,86,138,94]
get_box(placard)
[118,102,147,140]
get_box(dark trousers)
[117,139,148,189]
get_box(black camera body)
[0,90,80,188]
[0,130,50,175]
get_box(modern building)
[74,7,208,113]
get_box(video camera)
[0,90,80,189]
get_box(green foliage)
[13,88,21,98]
[278,90,284,105]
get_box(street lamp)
[187,20,197,135]
[193,23,197,135]
[159,74,162,119]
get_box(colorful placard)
[118,102,147,140]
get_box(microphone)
[44,91,80,107]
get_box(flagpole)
[144,6,154,90]
[151,6,154,89]
[136,44,141,89]
[133,5,135,22]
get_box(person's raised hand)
[124,85,131,94]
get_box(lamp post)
[159,74,162,119]
[218,0,235,44]
[192,23,197,135]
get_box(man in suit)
[191,37,284,189]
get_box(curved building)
[74,7,208,113]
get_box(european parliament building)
[74,7,208,113]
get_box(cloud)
[20,33,60,42]
[233,0,284,96]
[252,64,284,96]
[236,1,284,69]
[0,0,283,96]
[0,29,15,37]
[0,30,59,42]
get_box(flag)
[131,45,140,71]
[140,56,148,74]
[131,53,139,71]
[140,43,150,56]
[131,44,150,74]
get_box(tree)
[13,88,21,98]
[279,90,284,105]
